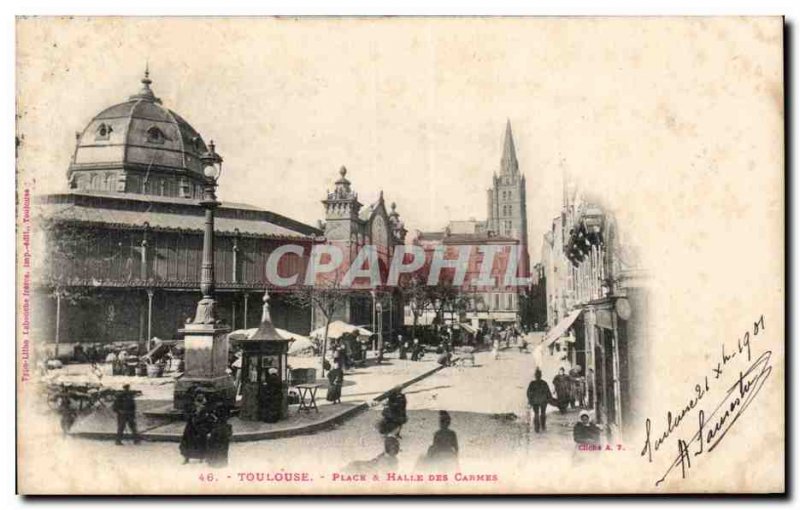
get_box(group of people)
[344,389,460,473]
[485,325,524,359]
[330,334,368,371]
[552,366,591,412]
[526,367,602,447]
[398,337,426,362]
[179,389,233,467]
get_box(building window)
[146,126,166,144]
[104,173,114,191]
[90,173,100,190]
[95,123,113,140]
[128,175,140,193]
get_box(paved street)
[44,346,579,475]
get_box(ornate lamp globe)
[201,140,223,181]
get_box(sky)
[16,17,782,269]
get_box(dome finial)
[130,62,160,103]
[142,61,151,85]
[339,165,347,178]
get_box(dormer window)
[146,126,166,144]
[95,123,113,140]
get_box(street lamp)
[193,140,223,324]
[174,140,235,410]
[376,301,384,363]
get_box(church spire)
[500,119,518,175]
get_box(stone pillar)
[146,289,154,352]
[243,293,249,329]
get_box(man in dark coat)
[113,384,140,445]
[526,368,553,433]
[552,367,571,413]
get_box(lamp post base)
[173,321,233,411]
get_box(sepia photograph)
[14,16,785,495]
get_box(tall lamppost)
[173,140,235,411]
[376,300,384,364]
[193,140,223,324]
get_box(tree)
[287,273,349,376]
[400,275,433,341]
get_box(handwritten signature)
[653,350,773,486]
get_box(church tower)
[486,120,530,275]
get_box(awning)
[543,310,582,347]
[309,321,372,339]
[459,323,477,335]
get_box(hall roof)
[36,191,322,240]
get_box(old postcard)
[15,16,785,495]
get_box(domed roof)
[69,69,210,178]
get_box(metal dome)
[69,69,210,182]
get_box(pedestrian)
[206,403,233,467]
[411,339,423,361]
[417,410,459,471]
[587,368,595,408]
[526,368,554,433]
[552,367,571,413]
[492,337,500,360]
[263,367,284,423]
[113,384,140,445]
[180,390,212,463]
[326,360,344,404]
[573,410,602,447]
[344,436,400,473]
[336,341,348,371]
[398,335,407,360]
[378,389,408,438]
[570,365,586,409]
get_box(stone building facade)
[316,166,408,336]
[538,174,649,439]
